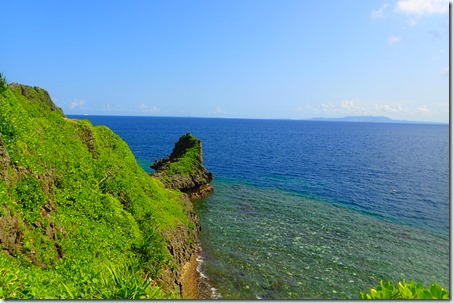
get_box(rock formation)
[9,83,63,114]
[150,133,214,201]
[150,133,214,297]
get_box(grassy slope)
[0,85,193,299]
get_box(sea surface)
[70,115,450,299]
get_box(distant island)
[308,116,447,125]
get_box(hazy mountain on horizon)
[308,115,446,124]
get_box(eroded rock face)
[150,133,214,297]
[150,133,214,201]
[157,194,201,297]
[8,83,63,114]
[0,137,11,183]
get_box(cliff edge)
[0,82,201,299]
[150,133,214,201]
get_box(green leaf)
[360,280,450,300]
[62,283,74,299]
[429,283,442,298]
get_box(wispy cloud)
[321,100,367,115]
[315,100,408,117]
[371,0,448,26]
[70,99,86,109]
[210,107,228,115]
[375,103,403,113]
[416,105,431,113]
[139,103,160,113]
[428,30,441,39]
[371,3,390,19]
[102,103,121,112]
[387,35,401,45]
[441,66,449,76]
[395,0,449,15]
[340,100,363,110]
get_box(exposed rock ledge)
[150,133,214,298]
[150,133,214,201]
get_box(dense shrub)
[360,279,449,299]
[0,83,192,298]
[0,73,7,93]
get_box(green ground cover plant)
[0,82,193,298]
[360,279,449,299]
[0,73,7,93]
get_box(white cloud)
[340,100,355,108]
[321,103,336,113]
[388,35,401,45]
[70,99,86,109]
[210,107,228,115]
[302,100,445,122]
[320,100,367,115]
[407,17,420,26]
[371,3,390,19]
[417,105,431,113]
[372,1,448,26]
[102,103,121,112]
[314,100,409,117]
[395,0,449,15]
[139,103,160,113]
[375,103,403,113]
[441,66,449,76]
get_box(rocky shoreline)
[150,133,215,298]
[179,247,216,299]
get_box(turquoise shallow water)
[195,180,449,299]
[75,116,450,299]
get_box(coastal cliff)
[149,133,214,298]
[150,133,214,201]
[0,82,202,299]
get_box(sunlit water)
[195,180,448,299]
[75,116,450,299]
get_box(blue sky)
[1,0,449,122]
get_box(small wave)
[211,287,222,299]
[196,245,222,299]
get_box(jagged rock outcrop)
[0,137,11,183]
[150,133,214,201]
[9,83,63,114]
[159,198,201,298]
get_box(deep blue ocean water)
[70,115,450,299]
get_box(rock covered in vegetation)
[0,83,201,299]
[9,83,63,114]
[150,133,214,200]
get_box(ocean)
[70,115,450,299]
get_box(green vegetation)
[0,82,194,298]
[165,133,203,178]
[0,73,7,93]
[2,79,448,300]
[360,279,449,299]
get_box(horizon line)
[65,113,449,125]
